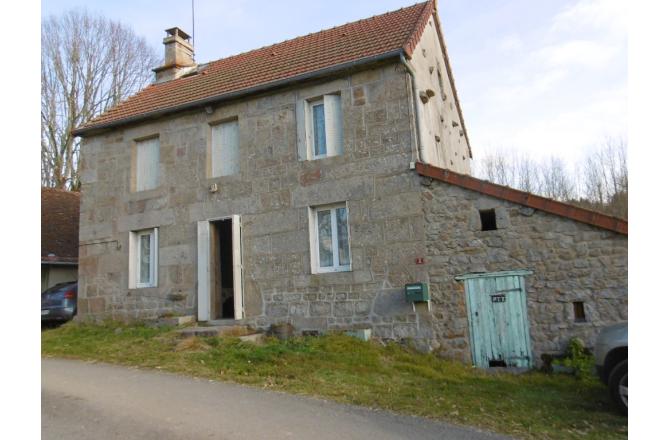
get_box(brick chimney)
[153,27,196,83]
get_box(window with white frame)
[303,94,343,160]
[129,228,158,288]
[309,204,351,273]
[210,119,240,177]
[135,137,160,191]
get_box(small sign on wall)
[491,294,506,303]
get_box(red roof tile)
[416,162,628,235]
[42,188,80,264]
[74,1,436,135]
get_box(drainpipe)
[400,53,425,164]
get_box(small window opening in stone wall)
[573,301,586,322]
[479,209,497,231]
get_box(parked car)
[594,322,627,414]
[41,281,78,323]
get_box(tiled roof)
[416,162,628,235]
[74,1,436,134]
[42,188,80,264]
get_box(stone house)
[42,188,80,291]
[73,1,627,367]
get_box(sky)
[41,0,627,165]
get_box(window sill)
[131,285,158,290]
[302,153,345,163]
[312,267,352,275]
[128,187,163,201]
[205,173,242,181]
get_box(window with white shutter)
[303,93,343,160]
[135,137,160,191]
[211,119,240,177]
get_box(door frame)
[456,270,533,368]
[197,215,244,321]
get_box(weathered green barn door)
[456,271,533,368]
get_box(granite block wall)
[420,178,628,362]
[78,63,434,341]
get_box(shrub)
[553,338,595,382]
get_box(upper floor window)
[135,137,160,191]
[210,119,240,177]
[300,93,343,160]
[310,100,327,158]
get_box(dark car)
[41,281,78,323]
[594,322,628,414]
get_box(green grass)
[42,322,627,439]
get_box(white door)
[197,220,211,321]
[232,215,244,320]
[197,217,244,321]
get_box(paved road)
[42,358,510,440]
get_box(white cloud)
[472,85,627,162]
[461,0,627,167]
[551,0,626,35]
[498,34,523,52]
[537,39,619,69]
[486,67,567,105]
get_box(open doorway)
[211,219,235,320]
[197,216,244,322]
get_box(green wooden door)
[459,271,532,368]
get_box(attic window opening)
[479,209,497,231]
[573,301,586,322]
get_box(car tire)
[608,359,627,415]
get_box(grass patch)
[42,322,627,439]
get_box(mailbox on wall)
[405,282,429,303]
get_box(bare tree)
[472,137,628,219]
[580,137,628,218]
[474,149,542,194]
[582,138,627,203]
[474,148,516,188]
[540,156,575,201]
[515,154,541,194]
[41,10,159,189]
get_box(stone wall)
[421,178,628,363]
[77,38,626,366]
[78,62,436,341]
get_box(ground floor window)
[129,228,158,288]
[309,203,351,273]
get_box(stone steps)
[177,326,227,338]
[176,321,259,339]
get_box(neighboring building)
[42,188,80,291]
[73,1,627,367]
